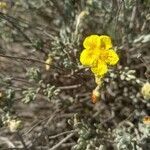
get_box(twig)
[0,12,32,43]
[49,130,75,139]
[129,5,137,29]
[0,136,15,148]
[16,131,28,150]
[24,110,58,136]
[48,133,74,150]
[0,54,48,65]
[114,0,123,38]
[11,77,34,85]
[0,53,64,71]
[44,111,59,127]
[0,12,47,55]
[58,84,81,90]
[61,142,75,148]
[100,111,115,125]
[118,110,136,127]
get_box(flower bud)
[91,86,100,103]
[45,55,52,71]
[141,82,150,100]
[143,116,150,125]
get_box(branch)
[16,131,28,150]
[0,54,48,65]
[0,136,15,148]
[58,84,81,90]
[49,130,75,139]
[49,133,74,150]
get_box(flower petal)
[83,35,100,49]
[99,35,112,50]
[105,49,119,65]
[80,49,99,67]
[91,60,108,76]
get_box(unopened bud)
[143,116,150,125]
[45,55,52,71]
[91,86,100,103]
[141,82,150,100]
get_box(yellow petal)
[80,49,99,67]
[91,60,108,76]
[105,49,119,65]
[83,35,100,49]
[99,35,112,50]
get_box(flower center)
[99,50,108,61]
[100,40,106,50]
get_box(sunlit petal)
[105,49,119,65]
[83,35,100,49]
[80,49,100,67]
[91,60,108,76]
[99,35,112,50]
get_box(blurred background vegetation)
[0,0,150,149]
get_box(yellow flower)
[80,35,119,76]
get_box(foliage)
[0,0,149,149]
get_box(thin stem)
[16,131,28,150]
[49,130,75,139]
[49,133,74,150]
[0,54,49,66]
